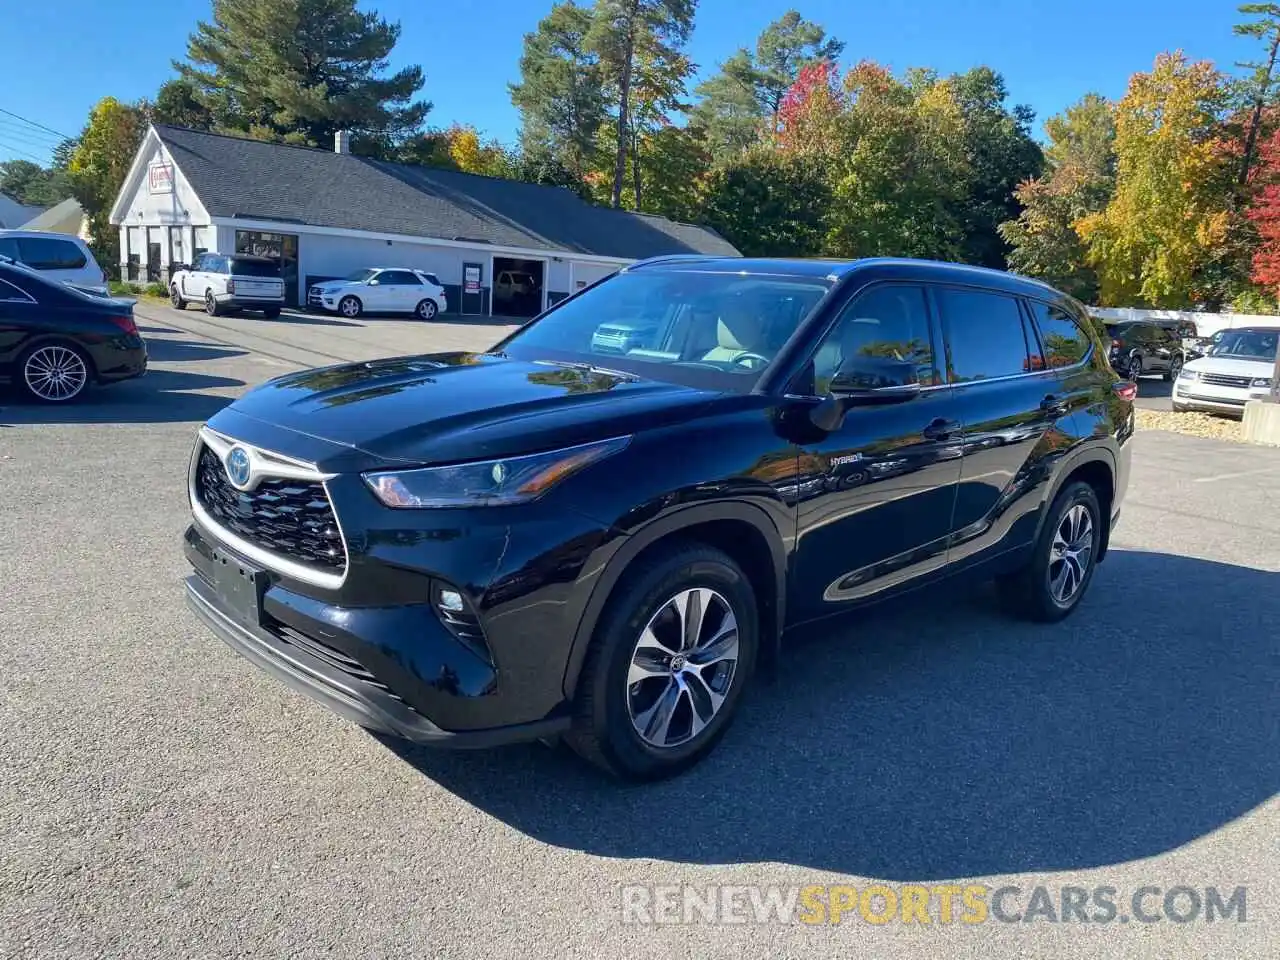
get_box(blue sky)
[0,0,1257,166]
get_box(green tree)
[1000,93,1116,301]
[176,0,429,152]
[0,159,72,206]
[510,2,607,182]
[690,50,763,159]
[753,10,845,135]
[698,149,830,256]
[632,123,709,218]
[149,77,216,129]
[945,67,1043,268]
[692,10,842,159]
[1233,3,1280,185]
[67,97,147,265]
[1078,53,1231,307]
[587,0,696,208]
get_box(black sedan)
[0,257,147,402]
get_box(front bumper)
[183,522,572,747]
[1173,381,1268,415]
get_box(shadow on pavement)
[384,549,1278,879]
[1136,377,1172,400]
[145,338,248,363]
[0,369,242,425]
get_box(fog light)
[438,588,465,612]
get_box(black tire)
[18,341,92,404]
[338,295,362,319]
[998,480,1103,623]
[416,298,438,321]
[170,285,186,309]
[566,542,759,781]
[1126,354,1143,380]
[1164,354,1183,382]
[261,307,281,319]
[204,291,221,317]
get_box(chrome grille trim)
[188,426,350,590]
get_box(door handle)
[1040,394,1069,417]
[922,418,962,440]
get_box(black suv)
[183,257,1134,780]
[1106,321,1183,381]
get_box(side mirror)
[811,355,922,432]
[368,279,380,286]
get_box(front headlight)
[1178,367,1198,380]
[363,436,631,508]
[1251,377,1273,388]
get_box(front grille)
[195,445,346,573]
[1200,373,1254,388]
[307,287,324,305]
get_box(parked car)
[307,268,447,320]
[0,256,146,403]
[170,253,286,317]
[182,256,1132,780]
[1182,328,1225,363]
[0,230,108,295]
[1174,326,1278,415]
[1106,321,1183,380]
[494,270,537,301]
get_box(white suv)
[170,253,286,317]
[0,230,108,295]
[308,268,447,320]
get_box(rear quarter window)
[1027,301,1091,368]
[230,258,281,278]
[15,237,87,270]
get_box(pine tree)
[175,0,429,151]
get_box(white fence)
[1087,306,1280,338]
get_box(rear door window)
[1026,300,1091,368]
[379,270,421,285]
[15,237,86,270]
[935,287,1033,382]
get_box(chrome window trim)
[0,278,35,303]
[189,426,350,590]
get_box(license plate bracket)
[209,547,264,627]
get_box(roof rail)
[624,254,714,271]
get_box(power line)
[0,140,50,163]
[0,107,74,142]
[0,119,65,145]
[0,124,64,150]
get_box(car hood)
[1185,355,1275,377]
[211,352,722,465]
[315,280,359,293]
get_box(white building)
[109,125,739,316]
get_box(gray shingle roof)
[152,126,739,260]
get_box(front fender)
[560,500,788,698]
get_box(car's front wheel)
[998,480,1102,622]
[1164,354,1183,382]
[1126,354,1143,380]
[567,543,758,780]
[338,295,362,318]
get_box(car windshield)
[497,268,832,391]
[1211,329,1279,360]
[345,269,376,282]
[231,258,280,278]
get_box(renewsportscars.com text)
[621,883,1247,926]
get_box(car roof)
[226,253,277,262]
[625,254,1069,299]
[0,229,87,242]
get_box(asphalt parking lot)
[1,303,1277,959]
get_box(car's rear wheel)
[170,285,186,309]
[416,298,438,321]
[566,543,758,780]
[998,480,1102,622]
[339,295,362,318]
[261,307,281,319]
[19,342,91,403]
[204,291,221,317]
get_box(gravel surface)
[1,310,1276,960]
[1135,408,1245,443]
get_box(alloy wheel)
[340,297,361,318]
[1048,504,1094,605]
[417,299,437,320]
[24,345,88,402]
[1128,356,1142,380]
[626,587,740,749]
